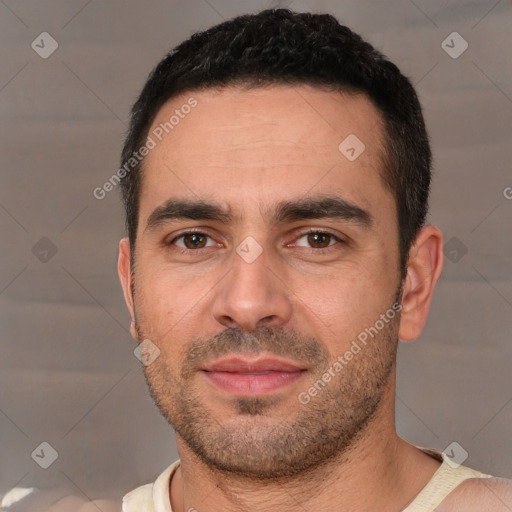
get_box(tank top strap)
[403,451,493,511]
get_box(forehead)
[139,84,393,227]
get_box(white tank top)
[402,447,493,511]
[122,447,493,512]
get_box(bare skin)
[436,477,512,511]
[46,496,120,512]
[118,85,511,511]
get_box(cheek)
[290,264,396,353]
[134,268,191,344]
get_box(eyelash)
[166,228,345,255]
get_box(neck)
[170,377,441,512]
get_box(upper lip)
[202,355,306,373]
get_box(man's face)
[122,85,403,478]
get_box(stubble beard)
[136,301,400,480]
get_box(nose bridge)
[211,237,293,331]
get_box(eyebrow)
[144,195,372,233]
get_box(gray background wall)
[1,0,511,503]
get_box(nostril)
[258,315,277,326]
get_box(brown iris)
[307,232,332,249]
[182,233,208,249]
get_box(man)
[117,8,512,512]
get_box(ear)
[118,237,138,340]
[398,225,444,342]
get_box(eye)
[170,231,217,250]
[166,229,344,254]
[293,230,343,250]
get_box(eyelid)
[165,227,346,252]
[288,228,345,249]
[166,228,219,249]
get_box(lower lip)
[202,370,305,396]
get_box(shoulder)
[0,488,120,512]
[435,477,512,512]
[50,497,121,512]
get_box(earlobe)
[398,226,444,342]
[118,237,138,340]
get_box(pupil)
[308,233,330,248]
[185,234,206,249]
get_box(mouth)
[200,355,308,396]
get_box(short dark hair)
[120,8,431,279]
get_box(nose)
[211,241,293,332]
